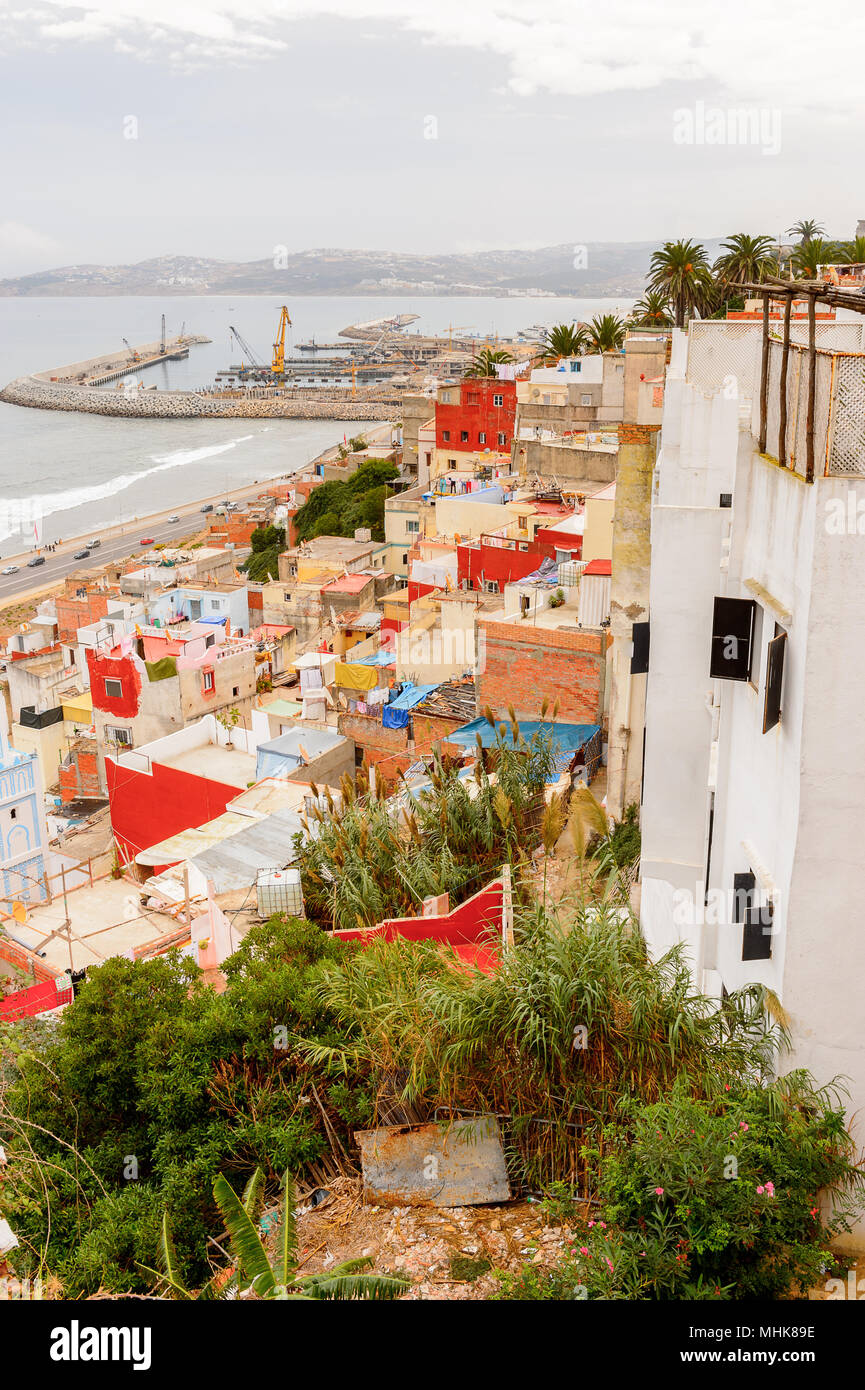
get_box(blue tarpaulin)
[387,682,440,711]
[352,650,396,666]
[382,705,411,730]
[446,718,601,755]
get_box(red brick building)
[435,378,517,456]
[476,618,606,724]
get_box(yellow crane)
[272,305,291,377]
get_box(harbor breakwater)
[0,375,400,420]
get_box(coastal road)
[0,498,253,604]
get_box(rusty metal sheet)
[355,1115,510,1207]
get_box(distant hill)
[0,241,726,299]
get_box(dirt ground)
[288,1176,575,1300]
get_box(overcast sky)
[1,0,863,275]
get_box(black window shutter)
[732,872,755,923]
[631,621,650,674]
[710,597,756,681]
[762,632,787,733]
[743,901,774,961]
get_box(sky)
[1,0,863,276]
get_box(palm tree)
[463,347,513,378]
[628,290,673,328]
[646,239,714,328]
[713,233,776,288]
[540,321,588,363]
[837,237,865,265]
[792,237,839,280]
[788,219,825,244]
[149,1168,410,1300]
[584,314,626,354]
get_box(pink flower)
[654,1187,664,1196]
[739,1121,749,1131]
[810,1207,818,1218]
[588,1220,595,1228]
[765,1182,775,1196]
[579,1246,589,1256]
[599,1221,607,1229]
[756,1185,765,1195]
[606,1259,614,1272]
[724,1084,730,1091]
[639,1251,646,1257]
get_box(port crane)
[271,305,291,378]
[122,337,141,364]
[228,325,265,378]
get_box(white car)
[1,564,19,575]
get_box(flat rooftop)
[9,877,185,973]
[160,743,257,789]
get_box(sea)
[0,293,632,546]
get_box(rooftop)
[160,743,256,789]
[321,572,375,595]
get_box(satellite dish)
[12,901,28,924]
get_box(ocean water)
[0,293,631,545]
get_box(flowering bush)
[497,1074,863,1300]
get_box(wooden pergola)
[739,278,865,483]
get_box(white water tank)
[256,868,304,919]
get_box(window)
[497,432,507,447]
[406,520,420,534]
[441,390,451,404]
[493,393,504,407]
[284,591,291,603]
[762,627,787,733]
[108,726,132,746]
[734,871,774,961]
[105,678,123,700]
[448,458,456,467]
[478,431,486,444]
[709,597,755,682]
[202,669,215,693]
[581,393,592,407]
[402,552,408,564]
[232,686,239,697]
[519,541,529,552]
[465,391,480,405]
[631,622,650,675]
[485,580,500,594]
[9,808,16,820]
[205,632,216,648]
[570,361,582,374]
[442,430,451,441]
[460,430,469,443]
[210,599,222,611]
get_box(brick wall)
[59,744,101,803]
[412,712,468,753]
[477,620,605,723]
[338,711,412,778]
[56,591,110,644]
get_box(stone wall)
[0,375,399,421]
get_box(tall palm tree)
[584,314,627,354]
[792,237,839,280]
[713,233,776,288]
[646,239,714,328]
[837,237,865,265]
[787,219,826,244]
[628,290,673,328]
[463,347,513,378]
[540,321,588,363]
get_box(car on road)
[1,564,19,575]
[26,555,45,567]
[168,515,180,523]
[73,548,91,560]
[86,538,101,548]
[200,503,213,513]
[139,536,155,546]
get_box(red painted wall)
[107,755,244,861]
[334,880,502,973]
[436,379,516,454]
[86,649,142,717]
[457,530,583,589]
[1,978,73,1021]
[408,580,437,606]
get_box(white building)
[640,313,865,1245]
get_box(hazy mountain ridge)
[0,241,725,298]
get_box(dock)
[36,333,210,389]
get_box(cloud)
[3,0,865,114]
[0,220,62,275]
